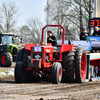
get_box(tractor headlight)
[35,54,41,59]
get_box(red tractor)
[14,25,87,84]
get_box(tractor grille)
[32,53,43,60]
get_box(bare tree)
[0,1,19,33]
[18,25,30,44]
[48,0,72,38]
[65,0,94,32]
[49,0,70,27]
[19,17,44,44]
[49,0,95,39]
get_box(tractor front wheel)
[51,62,62,84]
[0,52,12,67]
[15,62,25,83]
[75,48,87,83]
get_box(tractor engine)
[28,45,54,70]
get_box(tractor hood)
[6,44,24,56]
[7,44,24,49]
[7,44,19,49]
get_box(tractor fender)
[60,44,74,53]
[6,44,18,55]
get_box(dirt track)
[0,67,100,100]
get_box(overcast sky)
[0,0,47,27]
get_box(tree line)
[49,0,94,38]
[0,1,43,44]
[0,0,95,44]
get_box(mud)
[0,67,100,100]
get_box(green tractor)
[0,32,23,67]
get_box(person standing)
[92,26,100,36]
[80,28,88,40]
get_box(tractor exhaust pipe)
[44,31,47,46]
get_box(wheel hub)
[81,53,86,80]
[1,55,6,64]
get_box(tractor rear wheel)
[51,62,62,84]
[75,48,87,83]
[62,47,76,83]
[15,62,25,83]
[0,52,12,67]
[16,48,24,62]
[22,49,35,82]
[16,49,38,83]
[15,49,34,83]
[22,49,30,67]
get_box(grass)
[12,62,16,66]
[0,69,14,76]
[0,62,15,76]
[0,74,14,76]
[0,70,7,72]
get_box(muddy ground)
[0,67,100,100]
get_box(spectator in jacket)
[80,28,88,40]
[92,26,100,36]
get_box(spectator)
[92,26,100,36]
[47,31,57,46]
[65,25,74,40]
[80,28,88,40]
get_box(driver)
[47,31,57,46]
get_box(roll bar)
[42,25,65,45]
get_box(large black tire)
[62,47,76,83]
[15,62,25,83]
[0,52,12,67]
[22,49,30,67]
[22,49,35,82]
[75,48,87,83]
[15,48,34,83]
[16,48,24,62]
[51,62,62,84]
[16,49,38,83]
